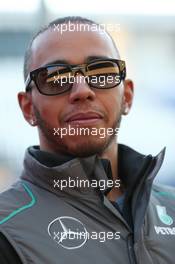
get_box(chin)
[64,135,110,157]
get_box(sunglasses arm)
[25,74,32,92]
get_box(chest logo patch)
[48,216,88,249]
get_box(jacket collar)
[117,145,166,233]
[21,144,165,200]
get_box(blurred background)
[0,0,175,191]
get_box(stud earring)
[123,107,129,115]
[30,119,35,126]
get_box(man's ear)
[18,92,36,126]
[122,79,134,115]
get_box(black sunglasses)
[25,58,126,96]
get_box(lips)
[65,112,103,123]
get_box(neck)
[99,139,124,201]
[99,139,118,180]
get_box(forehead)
[30,25,119,70]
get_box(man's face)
[21,24,132,157]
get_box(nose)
[68,73,96,104]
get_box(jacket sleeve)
[0,232,22,263]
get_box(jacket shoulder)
[0,181,36,225]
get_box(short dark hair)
[23,16,118,82]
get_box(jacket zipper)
[127,233,137,264]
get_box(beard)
[33,105,122,157]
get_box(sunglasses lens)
[36,66,73,95]
[87,61,121,88]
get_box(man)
[0,16,175,264]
